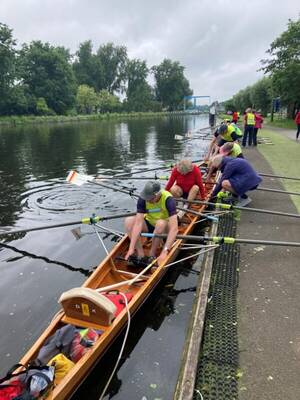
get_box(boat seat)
[59,287,117,326]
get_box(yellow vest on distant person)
[221,124,236,142]
[246,112,255,125]
[230,143,242,158]
[145,190,172,226]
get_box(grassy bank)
[264,117,295,129]
[0,111,171,126]
[258,128,300,212]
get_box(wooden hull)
[19,171,215,400]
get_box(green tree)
[0,23,16,114]
[18,41,76,114]
[125,59,155,111]
[152,59,192,110]
[73,40,98,89]
[76,84,98,114]
[36,97,51,115]
[261,18,300,117]
[98,89,121,113]
[95,43,128,93]
[250,77,272,115]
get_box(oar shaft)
[177,198,300,219]
[258,172,300,181]
[114,158,204,178]
[0,212,137,238]
[141,233,300,247]
[91,180,138,197]
[257,187,300,196]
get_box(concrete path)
[238,145,300,399]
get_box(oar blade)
[175,134,184,140]
[66,170,93,186]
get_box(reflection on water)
[0,115,209,398]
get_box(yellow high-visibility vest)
[145,190,172,226]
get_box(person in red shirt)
[165,159,206,219]
[232,111,239,124]
[295,110,300,140]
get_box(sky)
[1,0,299,102]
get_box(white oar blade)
[175,134,184,140]
[66,170,93,186]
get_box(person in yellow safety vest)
[242,107,255,147]
[205,122,241,160]
[124,181,178,266]
[219,142,244,158]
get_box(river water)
[0,114,210,399]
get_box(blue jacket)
[212,157,262,196]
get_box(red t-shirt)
[295,112,300,124]
[165,165,206,199]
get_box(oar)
[141,233,300,247]
[66,170,139,198]
[201,165,300,182]
[113,158,205,178]
[0,212,137,238]
[176,198,300,219]
[203,180,300,197]
[95,175,169,181]
[258,172,300,181]
[256,187,300,196]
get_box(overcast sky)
[1,0,299,102]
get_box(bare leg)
[221,179,237,195]
[124,215,148,257]
[169,185,183,198]
[150,219,168,257]
[187,185,199,202]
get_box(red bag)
[0,379,24,399]
[102,292,133,317]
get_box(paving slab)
[238,145,300,399]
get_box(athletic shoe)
[236,197,252,207]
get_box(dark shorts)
[145,219,155,233]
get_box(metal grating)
[194,213,240,400]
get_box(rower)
[165,159,206,219]
[124,181,178,266]
[219,142,244,158]
[209,155,262,207]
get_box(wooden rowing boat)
[18,164,215,399]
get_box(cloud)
[0,0,298,101]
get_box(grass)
[0,111,171,126]
[258,128,300,212]
[264,117,295,130]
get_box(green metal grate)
[194,213,240,400]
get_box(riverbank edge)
[0,111,207,126]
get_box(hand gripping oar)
[0,212,137,238]
[141,233,300,247]
[176,198,300,219]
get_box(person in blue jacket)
[210,155,262,206]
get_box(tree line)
[224,18,300,118]
[0,23,192,116]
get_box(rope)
[98,292,131,400]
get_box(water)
[0,114,210,399]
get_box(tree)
[261,18,300,117]
[76,84,98,114]
[18,41,76,114]
[152,59,192,110]
[36,97,51,115]
[125,59,155,111]
[95,43,128,93]
[98,89,121,113]
[73,40,98,89]
[250,77,272,115]
[0,23,17,114]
